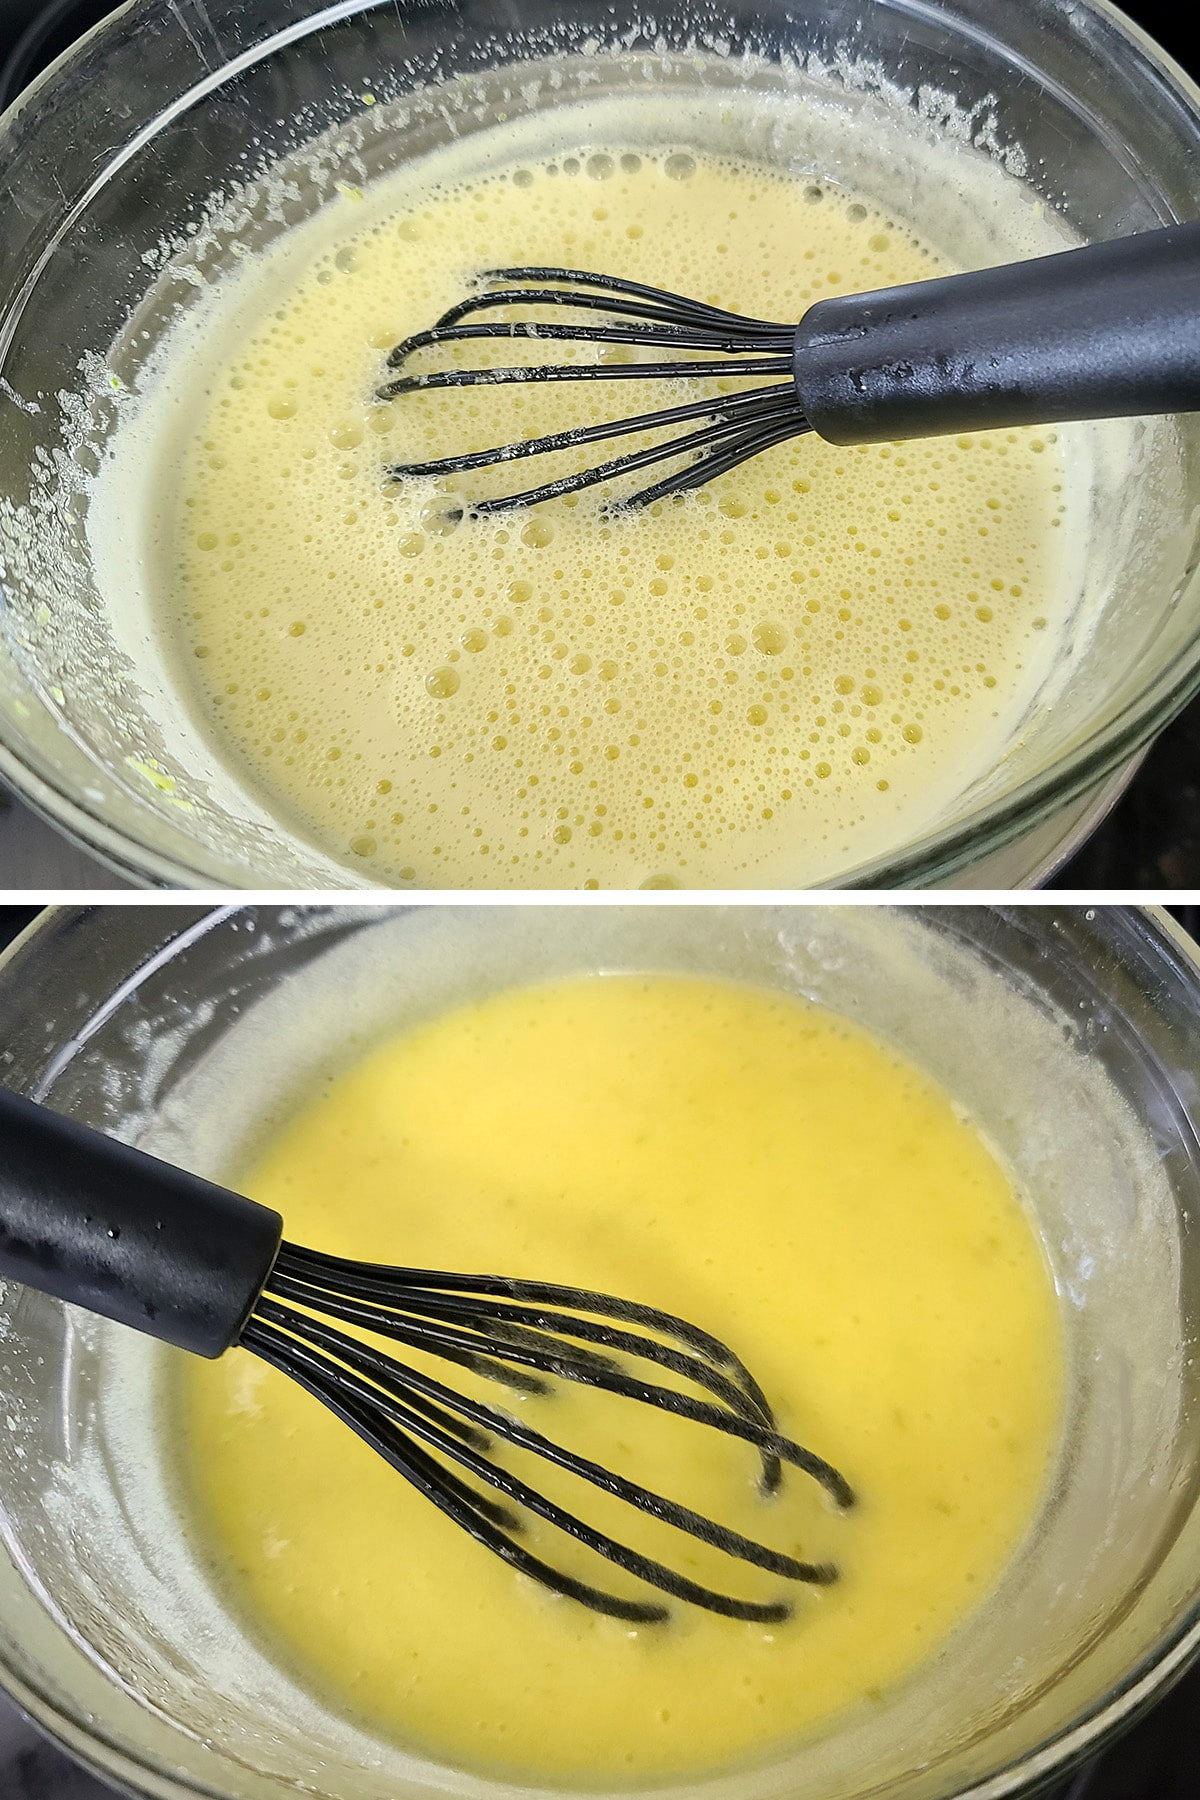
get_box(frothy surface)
[143,111,1070,886]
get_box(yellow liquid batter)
[142,117,1070,888]
[179,974,1063,1782]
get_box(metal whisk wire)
[241,1241,854,1624]
[379,268,807,513]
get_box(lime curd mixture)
[113,91,1078,887]
[180,975,1063,1781]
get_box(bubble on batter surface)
[169,145,1067,887]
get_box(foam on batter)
[100,90,1082,887]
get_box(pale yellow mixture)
[180,974,1063,1782]
[152,133,1068,887]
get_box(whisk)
[380,220,1200,511]
[0,1083,851,1624]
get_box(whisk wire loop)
[633,414,809,506]
[454,399,796,513]
[244,1317,667,1623]
[272,1241,791,1487]
[382,353,794,395]
[268,1265,781,1463]
[261,1274,814,1484]
[275,1242,759,1384]
[244,1245,853,1620]
[386,383,796,480]
[447,266,794,335]
[253,1302,814,1578]
[246,1304,827,1622]
[269,1246,781,1445]
[381,320,789,389]
[380,265,807,508]
[360,1287,768,1419]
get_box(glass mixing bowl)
[2,903,1200,1800]
[1,0,1200,887]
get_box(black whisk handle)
[0,1084,281,1358]
[793,219,1200,445]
